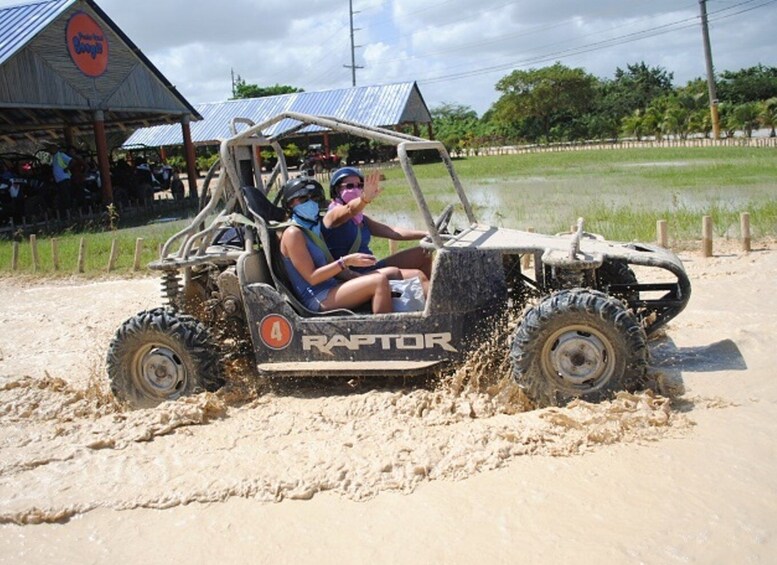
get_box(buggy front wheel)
[106,307,224,408]
[511,289,648,407]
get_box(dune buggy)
[106,112,691,408]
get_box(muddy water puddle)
[0,339,690,525]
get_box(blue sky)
[2,0,776,115]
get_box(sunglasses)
[340,182,364,189]
[293,193,321,204]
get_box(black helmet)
[281,177,324,210]
[329,166,364,200]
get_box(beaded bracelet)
[337,257,346,270]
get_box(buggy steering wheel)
[434,204,455,234]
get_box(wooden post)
[656,220,668,248]
[11,241,19,271]
[107,238,119,272]
[77,237,86,273]
[30,234,39,272]
[522,227,535,269]
[93,110,114,203]
[182,114,199,200]
[740,212,751,253]
[51,238,60,270]
[388,239,398,255]
[702,215,713,258]
[133,237,144,271]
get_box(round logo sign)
[259,314,294,350]
[66,12,109,77]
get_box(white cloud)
[1,0,774,115]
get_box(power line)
[414,0,776,86]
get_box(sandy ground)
[0,241,776,564]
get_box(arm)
[323,168,383,229]
[281,227,377,285]
[323,197,370,229]
[364,216,427,241]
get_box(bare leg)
[383,246,432,279]
[321,272,393,313]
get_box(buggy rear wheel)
[106,307,224,408]
[511,289,647,407]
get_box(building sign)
[66,11,109,77]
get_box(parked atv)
[299,143,341,174]
[106,112,691,409]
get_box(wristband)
[337,257,346,270]
[361,195,372,204]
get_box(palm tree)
[759,97,777,137]
[621,109,644,140]
[733,102,761,138]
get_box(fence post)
[388,239,398,255]
[30,234,39,272]
[740,212,751,253]
[107,238,119,272]
[656,220,668,248]
[133,238,144,271]
[702,216,713,258]
[11,241,19,270]
[522,227,535,270]
[51,238,60,270]
[77,237,86,273]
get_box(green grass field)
[2,145,775,276]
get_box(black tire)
[596,259,639,304]
[106,307,224,408]
[170,179,185,201]
[511,289,648,407]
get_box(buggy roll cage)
[153,112,474,269]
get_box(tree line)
[432,62,777,154]
[232,62,777,154]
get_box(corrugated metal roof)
[124,82,431,147]
[0,0,73,65]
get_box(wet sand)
[0,241,775,563]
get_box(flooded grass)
[3,145,776,273]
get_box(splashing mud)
[0,324,691,526]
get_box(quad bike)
[299,143,341,174]
[106,112,691,409]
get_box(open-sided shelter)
[0,0,202,200]
[123,81,433,153]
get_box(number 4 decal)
[259,314,293,350]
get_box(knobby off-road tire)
[511,289,648,408]
[106,307,224,408]
[596,259,639,304]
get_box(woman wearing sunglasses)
[322,167,432,289]
[279,177,394,313]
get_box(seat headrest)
[242,186,286,223]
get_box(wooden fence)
[0,195,198,239]
[6,212,756,275]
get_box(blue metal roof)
[124,81,431,147]
[0,0,73,65]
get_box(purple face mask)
[338,187,364,224]
[339,187,362,204]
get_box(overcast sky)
[5,0,777,115]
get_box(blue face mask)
[292,199,320,222]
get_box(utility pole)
[699,0,721,139]
[231,68,238,98]
[344,0,363,86]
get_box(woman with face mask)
[322,167,432,289]
[279,177,394,313]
